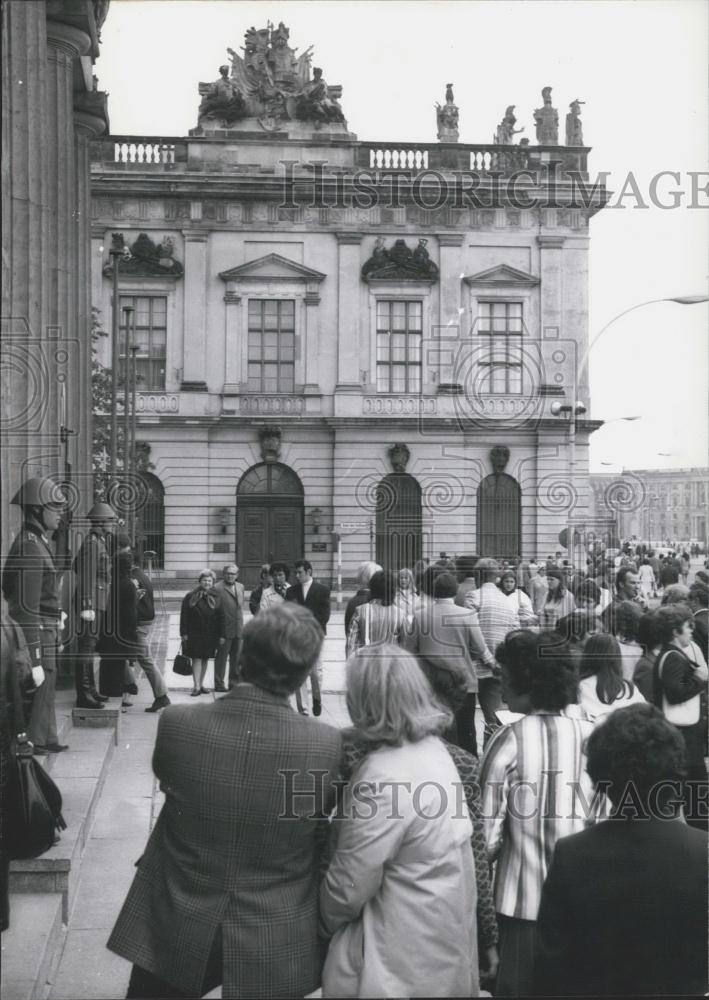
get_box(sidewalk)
[46,613,350,999]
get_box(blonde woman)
[321,644,478,998]
[394,567,420,624]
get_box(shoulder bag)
[173,641,192,677]
[5,665,66,860]
[657,650,701,727]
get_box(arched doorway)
[375,473,422,571]
[136,472,165,568]
[237,462,304,589]
[476,472,521,560]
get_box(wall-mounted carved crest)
[362,238,439,283]
[103,233,184,278]
[388,442,411,473]
[259,425,282,462]
[490,445,510,475]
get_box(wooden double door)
[237,463,304,590]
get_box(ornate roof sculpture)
[194,21,347,135]
[102,233,184,279]
[361,238,439,283]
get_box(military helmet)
[11,476,65,508]
[87,501,117,521]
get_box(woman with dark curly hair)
[633,610,661,701]
[479,631,596,996]
[536,704,708,997]
[653,604,708,829]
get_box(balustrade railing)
[95,135,588,178]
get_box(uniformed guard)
[2,476,69,754]
[73,501,117,709]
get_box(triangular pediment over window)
[463,264,540,287]
[219,254,326,283]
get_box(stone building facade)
[1,0,110,556]
[591,469,709,545]
[90,29,606,586]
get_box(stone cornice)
[536,235,566,248]
[436,233,465,247]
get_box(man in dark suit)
[108,603,342,999]
[536,703,708,997]
[286,559,331,717]
[213,563,245,692]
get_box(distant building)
[1,0,110,556]
[590,468,709,544]
[90,25,607,586]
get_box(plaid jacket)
[107,685,342,998]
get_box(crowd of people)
[1,476,707,995]
[107,551,706,997]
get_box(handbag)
[173,642,192,677]
[5,665,66,860]
[657,650,701,727]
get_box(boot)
[75,662,104,710]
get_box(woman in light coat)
[320,644,478,998]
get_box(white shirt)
[301,577,313,601]
[578,675,646,724]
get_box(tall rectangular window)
[376,300,422,393]
[247,299,295,393]
[477,301,523,393]
[119,295,167,391]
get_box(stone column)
[223,289,242,392]
[181,229,209,390]
[1,0,49,549]
[335,233,362,392]
[74,101,107,508]
[303,287,321,394]
[436,233,464,389]
[45,19,90,462]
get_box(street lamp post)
[129,343,139,542]
[108,235,131,483]
[122,305,133,480]
[551,400,587,567]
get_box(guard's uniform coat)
[1,518,61,745]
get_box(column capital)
[74,90,109,137]
[436,233,465,247]
[223,291,241,304]
[45,18,91,59]
[304,293,321,306]
[537,235,566,248]
[182,229,210,243]
[336,232,363,245]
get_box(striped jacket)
[480,712,600,921]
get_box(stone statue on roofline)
[435,83,459,142]
[197,64,246,126]
[494,105,525,145]
[190,21,348,135]
[295,67,345,127]
[565,99,585,145]
[533,86,559,144]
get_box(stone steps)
[0,893,64,1000]
[9,717,118,922]
[3,702,120,1000]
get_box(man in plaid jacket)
[108,603,342,998]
